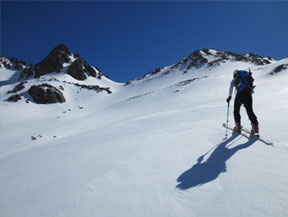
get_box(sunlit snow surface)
[1,57,288,217]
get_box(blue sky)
[1,1,288,82]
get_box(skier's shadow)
[176,132,256,190]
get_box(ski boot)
[234,122,242,133]
[250,123,259,137]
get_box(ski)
[240,126,274,146]
[222,123,274,146]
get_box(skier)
[226,69,259,136]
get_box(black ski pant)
[234,90,258,125]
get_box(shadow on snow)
[176,132,256,190]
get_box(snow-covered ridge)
[126,49,276,85]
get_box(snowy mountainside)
[0,44,120,104]
[123,49,277,97]
[126,49,275,85]
[0,47,288,217]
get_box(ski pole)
[225,102,230,139]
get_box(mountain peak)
[50,44,71,55]
[172,49,273,71]
[18,44,105,81]
[32,44,72,77]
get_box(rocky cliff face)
[19,44,104,81]
[33,44,72,77]
[67,57,101,80]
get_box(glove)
[226,96,231,103]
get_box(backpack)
[234,70,255,93]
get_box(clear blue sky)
[1,1,288,82]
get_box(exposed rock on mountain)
[18,44,104,81]
[172,49,272,72]
[7,81,27,94]
[0,55,27,71]
[270,64,288,75]
[171,50,209,71]
[19,44,72,79]
[19,66,33,79]
[67,58,87,80]
[33,44,72,78]
[28,84,66,104]
[175,76,208,87]
[67,57,99,80]
[7,94,23,102]
[64,81,112,94]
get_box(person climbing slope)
[226,69,259,137]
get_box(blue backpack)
[234,70,254,93]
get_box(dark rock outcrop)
[7,81,27,94]
[19,65,33,80]
[73,83,112,94]
[63,81,112,94]
[33,44,72,78]
[0,56,26,71]
[7,94,22,102]
[67,57,98,80]
[176,76,208,87]
[28,84,66,104]
[171,50,208,71]
[270,64,288,74]
[10,58,27,70]
[67,58,87,80]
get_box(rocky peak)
[19,44,104,81]
[50,44,71,57]
[0,55,27,71]
[171,49,209,70]
[33,44,72,78]
[171,49,273,72]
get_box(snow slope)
[0,51,288,217]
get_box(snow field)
[1,58,288,217]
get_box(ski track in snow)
[1,59,288,217]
